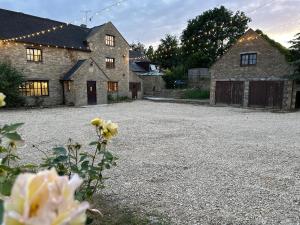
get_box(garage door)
[215,81,244,105]
[249,81,283,108]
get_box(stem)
[92,143,106,194]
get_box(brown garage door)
[249,81,283,108]
[215,81,244,105]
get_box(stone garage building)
[0,8,133,106]
[210,29,299,110]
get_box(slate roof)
[129,62,147,73]
[63,60,86,80]
[0,8,98,51]
[129,50,150,62]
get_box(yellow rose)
[101,120,118,140]
[90,118,104,127]
[3,168,89,225]
[0,92,6,107]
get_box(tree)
[181,6,251,65]
[289,33,300,79]
[146,45,154,61]
[154,34,180,69]
[130,42,146,53]
[0,62,25,107]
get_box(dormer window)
[240,53,257,66]
[105,35,115,47]
[26,48,42,62]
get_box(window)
[108,82,118,92]
[19,81,49,96]
[240,53,257,66]
[105,35,115,47]
[26,48,42,62]
[106,58,115,69]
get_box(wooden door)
[295,91,300,109]
[249,81,283,108]
[87,81,97,105]
[215,81,244,105]
[129,82,141,99]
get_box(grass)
[183,89,210,100]
[90,195,170,225]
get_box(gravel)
[1,101,300,225]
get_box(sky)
[0,0,299,48]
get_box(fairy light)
[0,0,127,46]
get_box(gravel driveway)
[1,101,300,225]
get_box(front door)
[130,82,140,99]
[296,91,300,109]
[87,81,97,105]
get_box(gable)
[210,29,293,79]
[87,22,130,47]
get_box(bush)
[0,62,25,107]
[183,89,210,99]
[163,66,187,89]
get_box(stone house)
[0,8,135,106]
[210,29,299,110]
[129,50,165,97]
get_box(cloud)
[0,0,298,47]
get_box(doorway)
[296,91,300,109]
[129,82,141,99]
[87,81,97,105]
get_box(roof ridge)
[0,8,90,31]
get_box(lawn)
[1,101,299,224]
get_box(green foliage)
[40,131,118,201]
[181,6,250,65]
[163,66,186,89]
[146,45,155,61]
[0,62,25,107]
[185,52,212,69]
[153,34,180,69]
[183,89,210,100]
[130,42,146,53]
[256,29,292,62]
[289,33,300,80]
[108,95,130,103]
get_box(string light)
[0,0,128,46]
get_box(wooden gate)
[249,81,283,108]
[215,81,244,105]
[129,82,141,99]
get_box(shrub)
[163,66,187,89]
[0,62,25,107]
[183,89,210,99]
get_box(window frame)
[26,48,43,63]
[240,53,257,66]
[107,81,118,92]
[106,57,115,69]
[105,35,115,47]
[19,80,49,97]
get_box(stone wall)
[0,42,88,106]
[87,22,130,98]
[139,75,165,96]
[0,22,129,106]
[210,29,294,109]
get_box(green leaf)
[4,132,22,141]
[0,180,13,196]
[81,161,89,170]
[89,141,98,146]
[104,151,113,160]
[2,123,24,132]
[0,146,7,153]
[53,147,67,155]
[53,155,68,163]
[79,155,88,162]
